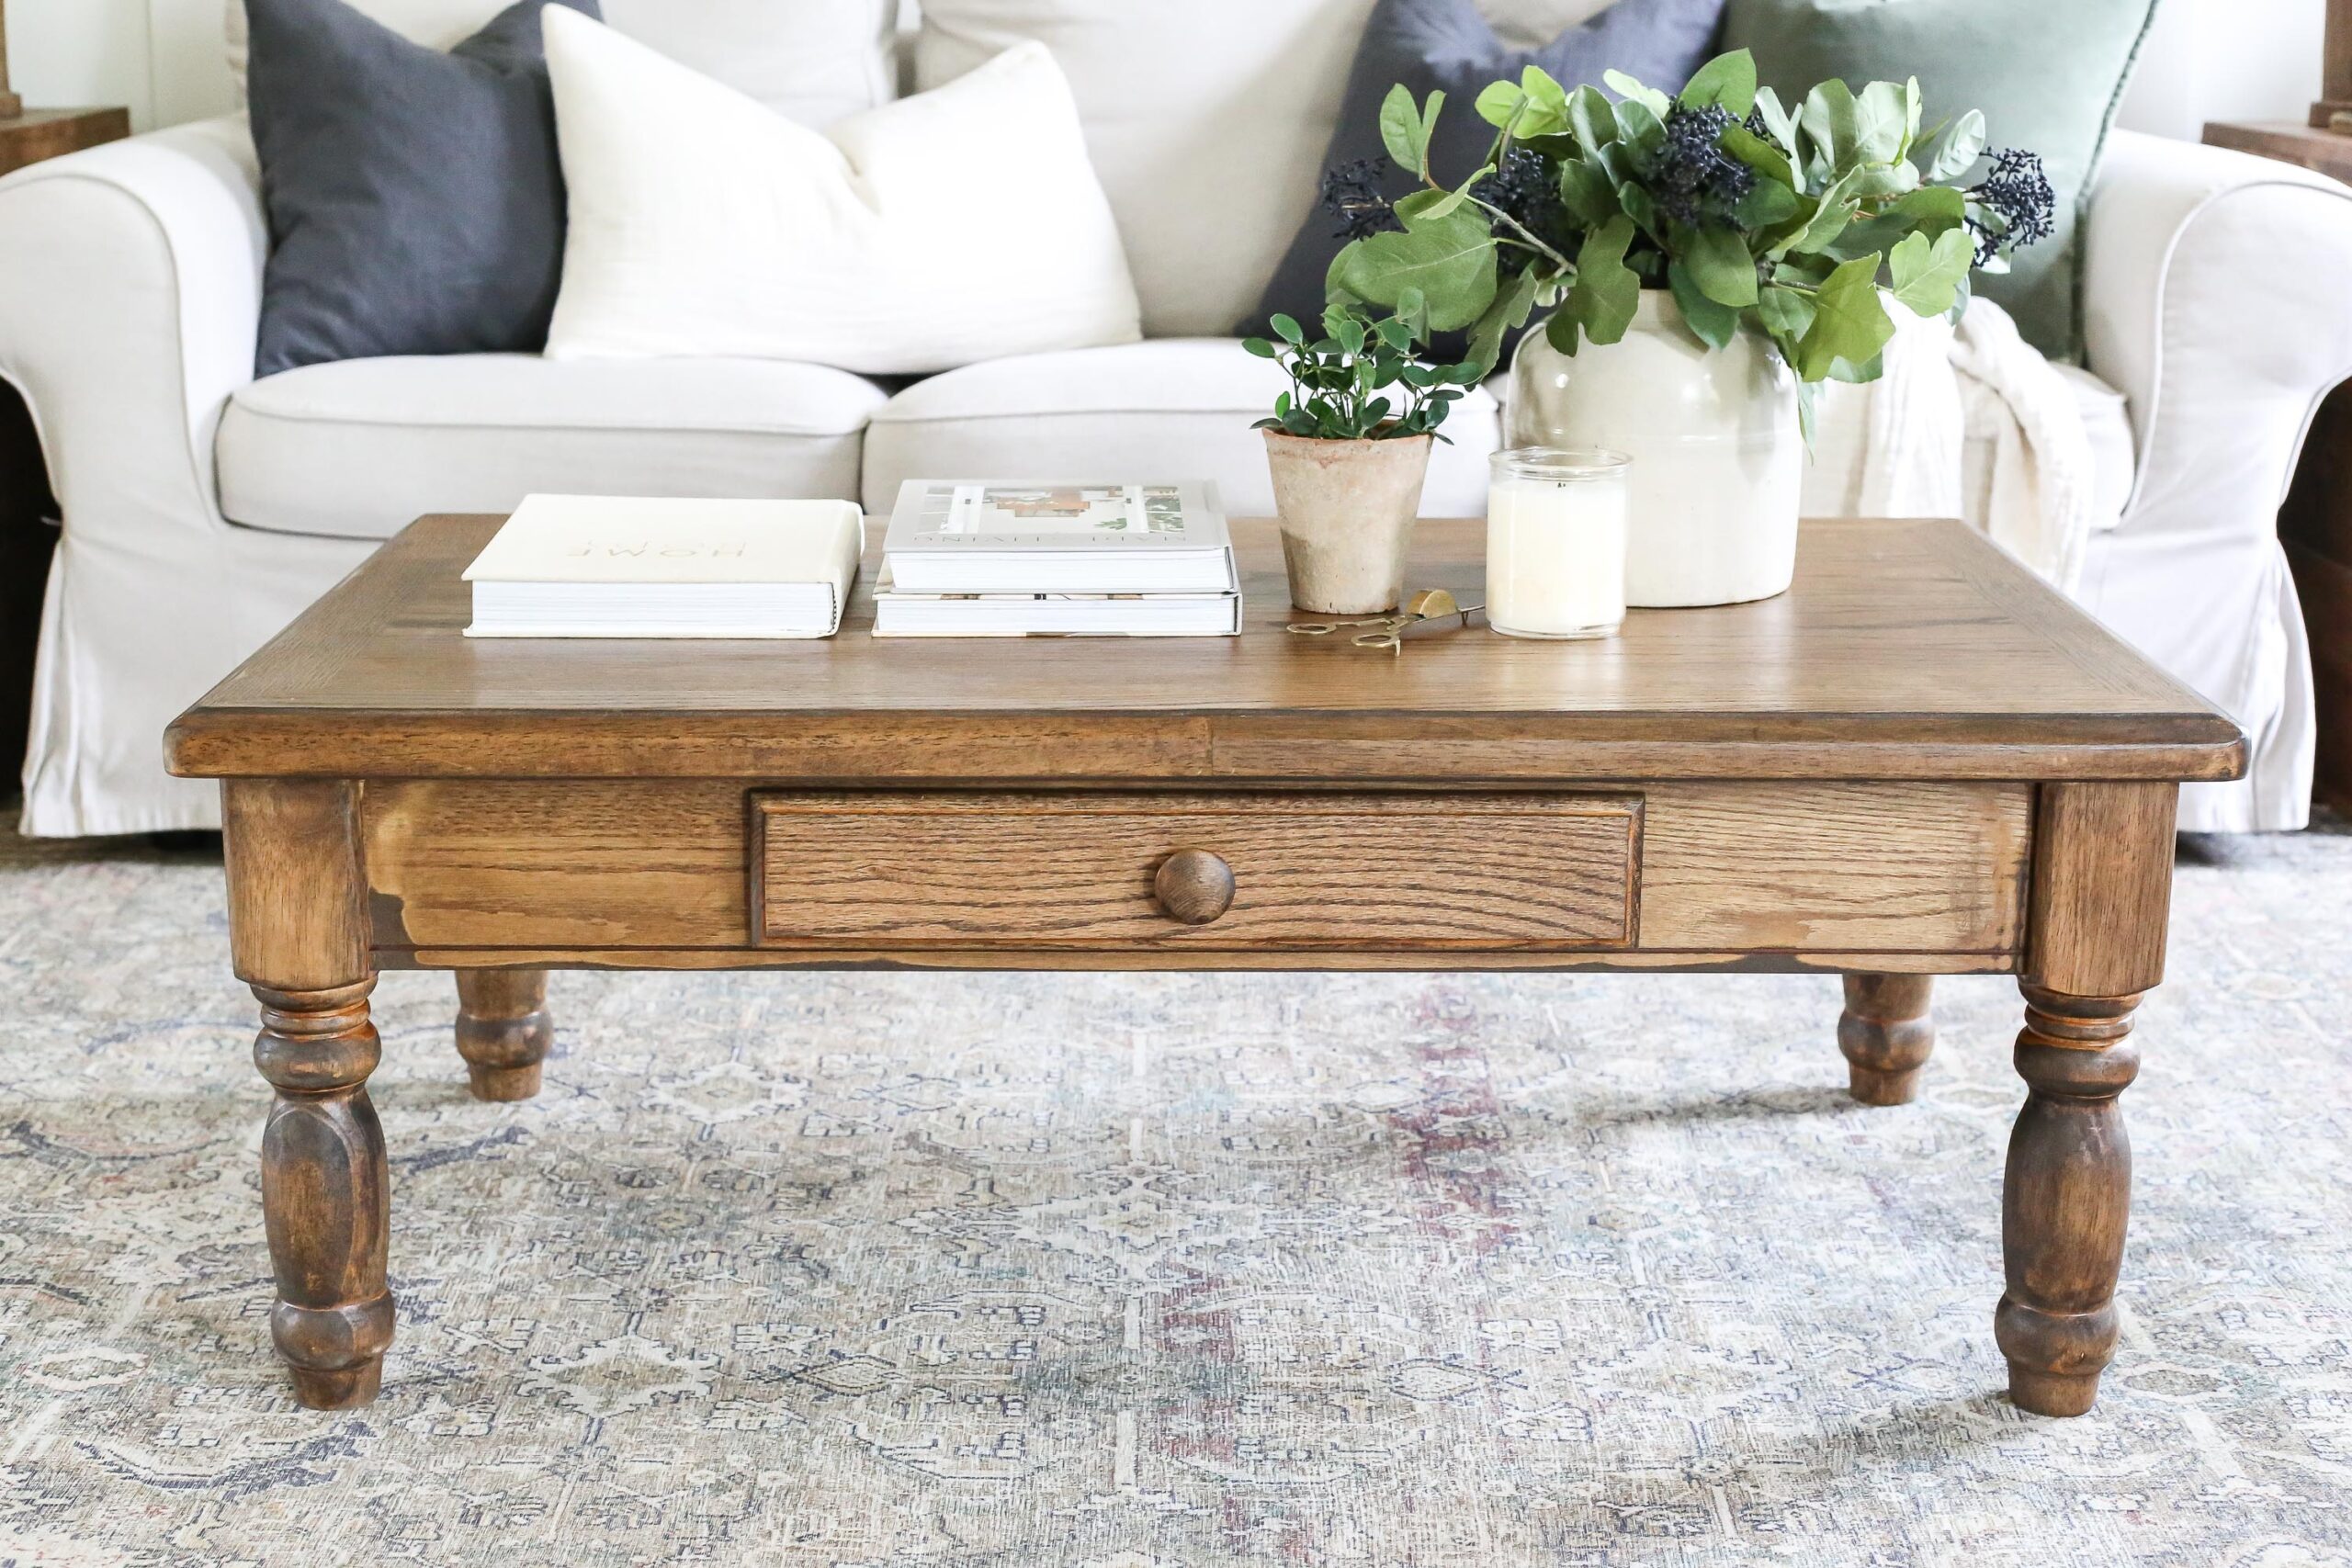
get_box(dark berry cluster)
[1319,157,1401,241]
[1651,105,1755,227]
[1482,145,1574,270]
[1967,147,2057,264]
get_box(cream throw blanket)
[1853,296,2104,593]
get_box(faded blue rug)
[1,812,2348,1566]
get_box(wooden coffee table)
[166,514,2244,1417]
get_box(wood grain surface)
[0,107,130,175]
[166,516,2245,784]
[361,779,2030,963]
[751,791,1641,950]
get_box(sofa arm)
[0,116,265,547]
[2084,130,2352,540]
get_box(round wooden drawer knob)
[1154,848,1236,925]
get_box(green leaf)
[1798,81,1860,174]
[1828,183,1965,258]
[1412,181,1475,222]
[1927,107,1987,183]
[1720,122,1795,190]
[1565,214,1641,347]
[1795,254,1895,381]
[1668,261,1742,349]
[1394,285,1429,342]
[1755,282,1817,343]
[1733,178,1803,229]
[1601,68,1673,120]
[1556,158,1621,227]
[1824,350,1885,384]
[1391,187,1453,223]
[1616,180,1663,243]
[1752,85,1800,155]
[1476,81,1526,130]
[1679,223,1759,307]
[1379,85,1423,173]
[1851,80,1911,167]
[1513,64,1572,137]
[1329,305,1367,355]
[1566,85,1617,156]
[1678,50,1757,118]
[1271,313,1305,345]
[1774,165,1863,256]
[1611,96,1668,160]
[1242,337,1276,358]
[1544,307,1582,357]
[1465,266,1542,376]
[1326,205,1498,332]
[1521,64,1569,110]
[1888,226,1973,317]
[1847,162,1920,198]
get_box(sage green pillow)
[1721,0,2157,361]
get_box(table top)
[165,514,2245,784]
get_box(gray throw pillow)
[1722,0,2158,360]
[246,0,601,378]
[1248,0,1726,345]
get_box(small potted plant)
[1324,51,2055,607]
[1245,300,1480,615]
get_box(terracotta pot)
[1508,290,1803,608]
[1261,429,1431,614]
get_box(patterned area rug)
[2,811,2349,1567]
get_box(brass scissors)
[1286,590,1485,654]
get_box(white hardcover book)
[880,479,1236,595]
[871,591,1243,638]
[463,495,863,638]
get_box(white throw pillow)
[542,7,1141,375]
[226,0,899,128]
[913,0,1379,339]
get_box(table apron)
[355,777,2035,971]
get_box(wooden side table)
[0,106,130,801]
[2203,120,2352,815]
[0,107,131,177]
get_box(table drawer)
[750,791,1642,950]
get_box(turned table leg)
[1996,987,2139,1416]
[254,979,393,1408]
[1838,974,1935,1104]
[223,778,393,1409]
[454,970,553,1101]
[1999,781,2177,1416]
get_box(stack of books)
[873,480,1241,637]
[463,494,863,638]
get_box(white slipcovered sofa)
[3,0,2348,837]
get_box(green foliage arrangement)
[1324,49,2056,435]
[1243,299,1482,442]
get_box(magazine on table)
[878,479,1238,597]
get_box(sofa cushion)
[543,15,1139,375]
[218,354,888,539]
[227,0,899,126]
[861,338,1499,519]
[246,0,593,378]
[1721,0,2158,361]
[915,0,1385,340]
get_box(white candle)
[1487,448,1632,639]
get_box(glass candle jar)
[1486,447,1632,640]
